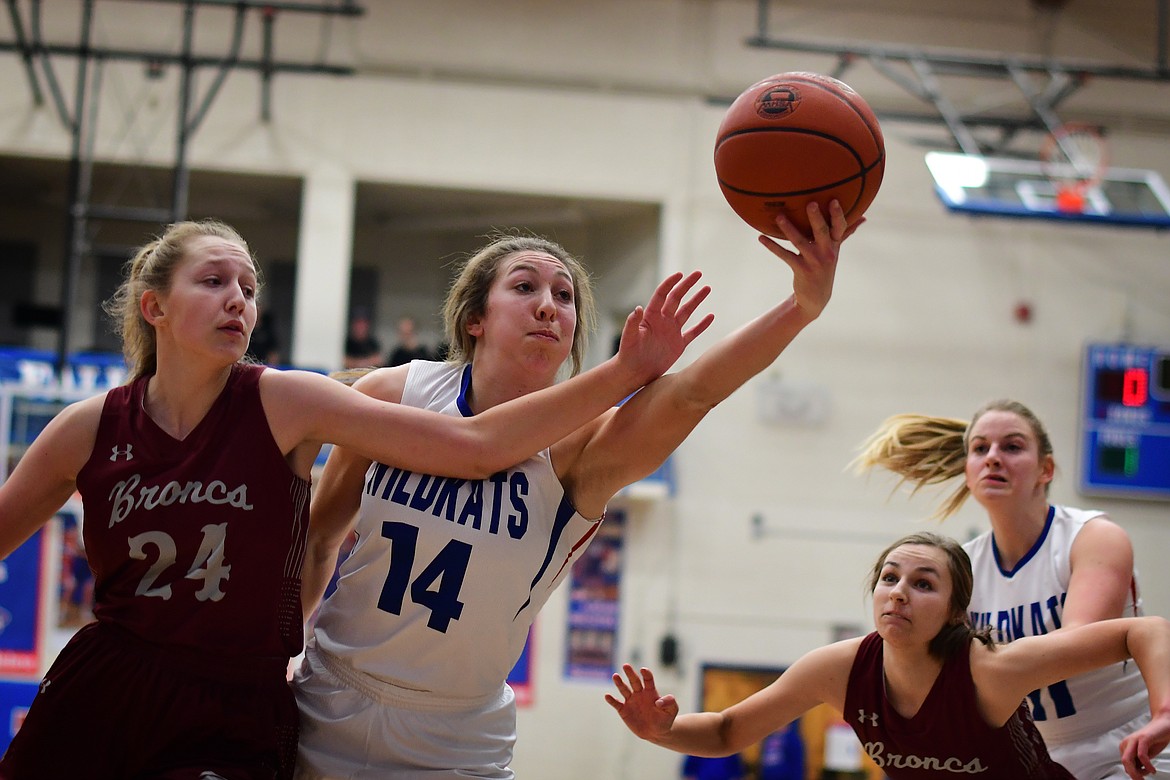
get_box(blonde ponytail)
[852,413,970,520]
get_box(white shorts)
[1046,711,1170,780]
[292,645,517,780]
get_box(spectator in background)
[386,315,433,366]
[343,308,382,369]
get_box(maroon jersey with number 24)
[78,362,310,660]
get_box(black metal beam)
[4,0,43,105]
[0,41,356,75]
[0,0,366,376]
[139,0,361,14]
[55,0,97,379]
[749,0,1170,154]
[745,29,1170,83]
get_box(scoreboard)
[1079,343,1170,500]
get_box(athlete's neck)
[465,358,557,415]
[143,364,234,440]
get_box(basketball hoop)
[1040,122,1109,214]
[1054,181,1087,213]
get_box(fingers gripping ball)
[714,72,885,237]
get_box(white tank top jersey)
[964,504,1149,745]
[311,361,601,705]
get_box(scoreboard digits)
[1080,344,1170,500]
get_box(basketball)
[714,72,885,238]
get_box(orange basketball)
[714,72,885,238]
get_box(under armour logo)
[38,678,50,694]
[110,444,134,462]
[858,709,878,727]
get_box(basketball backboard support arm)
[747,0,1170,158]
[0,0,366,377]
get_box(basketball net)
[1040,122,1109,215]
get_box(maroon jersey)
[844,632,1074,779]
[76,363,310,663]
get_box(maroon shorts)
[0,622,298,780]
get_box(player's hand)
[615,271,714,387]
[759,200,862,320]
[604,663,680,742]
[1120,711,1170,779]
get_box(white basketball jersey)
[964,504,1148,745]
[311,361,601,702]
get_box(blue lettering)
[1030,601,1049,634]
[983,594,1068,643]
[409,475,440,511]
[433,477,465,521]
[508,473,529,538]
[1027,679,1077,721]
[458,481,485,528]
[488,472,508,534]
[1049,679,1077,718]
[365,468,534,539]
[379,467,406,501]
[1028,688,1047,720]
[995,610,1015,642]
[1047,594,1063,628]
[366,462,390,496]
[390,469,413,504]
[1007,605,1025,640]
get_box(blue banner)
[0,529,44,679]
[564,510,624,681]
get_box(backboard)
[924,152,1170,229]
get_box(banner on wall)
[0,680,37,753]
[0,528,46,678]
[563,509,624,682]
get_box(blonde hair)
[442,230,597,376]
[103,219,259,382]
[853,399,1054,521]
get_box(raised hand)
[604,663,680,742]
[615,271,714,387]
[1120,711,1170,779]
[759,200,861,321]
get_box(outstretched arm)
[1120,618,1170,779]
[266,271,712,480]
[975,616,1170,779]
[566,201,861,513]
[606,641,853,758]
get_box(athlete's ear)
[466,315,484,338]
[141,290,165,326]
[1039,453,1055,486]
